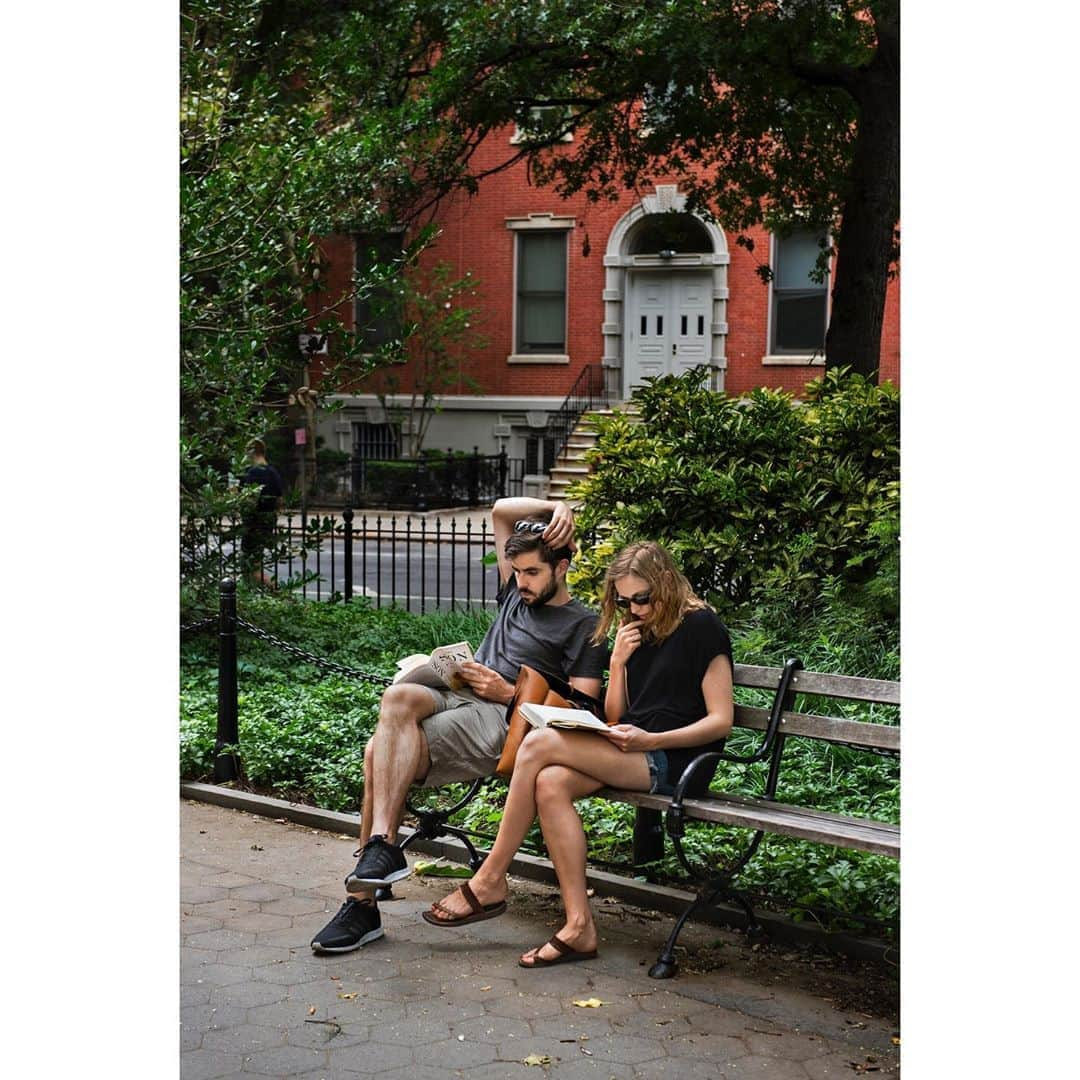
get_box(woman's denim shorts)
[644,749,675,796]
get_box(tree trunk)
[825,10,899,381]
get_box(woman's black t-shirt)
[622,607,733,789]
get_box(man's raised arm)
[490,497,576,585]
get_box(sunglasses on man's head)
[614,590,652,609]
[513,520,548,534]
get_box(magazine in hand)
[392,641,474,690]
[518,702,611,733]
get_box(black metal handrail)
[546,363,609,467]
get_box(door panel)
[625,272,711,391]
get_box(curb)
[181,782,895,965]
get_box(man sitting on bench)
[311,497,606,954]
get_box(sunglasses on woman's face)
[614,590,652,609]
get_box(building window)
[770,230,829,355]
[525,434,557,475]
[352,421,400,461]
[516,232,567,354]
[510,106,575,145]
[354,232,403,351]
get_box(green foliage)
[180,594,897,933]
[571,366,899,626]
[179,0,465,584]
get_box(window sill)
[761,354,825,366]
[507,353,570,365]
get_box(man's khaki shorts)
[417,686,508,788]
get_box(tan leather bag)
[495,665,605,779]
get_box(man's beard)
[521,576,559,607]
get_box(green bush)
[570,366,899,625]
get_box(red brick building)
[314,125,899,489]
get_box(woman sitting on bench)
[423,541,734,968]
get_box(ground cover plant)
[181,589,898,935]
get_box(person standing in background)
[239,438,283,588]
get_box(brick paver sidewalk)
[182,799,899,1079]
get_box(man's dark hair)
[503,513,572,569]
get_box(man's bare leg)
[361,684,437,844]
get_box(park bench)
[400,657,900,979]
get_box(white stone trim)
[761,355,826,366]
[505,213,576,231]
[506,353,570,364]
[601,189,730,399]
[325,392,567,410]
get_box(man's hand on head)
[542,502,576,553]
[459,662,515,705]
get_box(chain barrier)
[180,616,218,636]
[234,616,392,685]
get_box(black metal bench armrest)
[665,751,724,838]
[664,657,803,840]
[716,657,803,765]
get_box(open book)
[392,641,474,690]
[519,702,611,733]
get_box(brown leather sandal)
[518,933,598,968]
[421,880,507,927]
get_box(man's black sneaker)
[310,898,384,954]
[345,834,410,891]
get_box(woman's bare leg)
[519,764,607,964]
[428,729,650,921]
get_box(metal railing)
[546,363,609,465]
[182,510,503,610]
[281,449,524,510]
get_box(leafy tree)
[411,0,899,380]
[180,0,452,589]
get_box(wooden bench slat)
[595,788,900,859]
[734,664,900,706]
[733,704,901,752]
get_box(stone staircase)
[546,405,638,503]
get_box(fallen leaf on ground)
[480,986,491,991]
[522,1054,551,1066]
[572,998,607,1008]
[307,1006,316,1016]
[337,992,357,1000]
[891,1037,900,1045]
[250,844,263,851]
[413,858,472,878]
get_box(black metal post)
[632,808,666,868]
[468,446,479,506]
[498,447,508,497]
[343,508,354,602]
[416,458,428,513]
[214,578,239,782]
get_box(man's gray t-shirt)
[475,581,607,686]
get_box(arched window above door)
[627,213,713,256]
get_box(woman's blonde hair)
[591,542,708,645]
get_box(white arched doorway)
[601,185,729,399]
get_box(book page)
[427,641,474,686]
[519,702,609,732]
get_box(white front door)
[624,272,711,391]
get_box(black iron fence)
[281,449,524,511]
[182,510,503,610]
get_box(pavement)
[182,799,900,1080]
